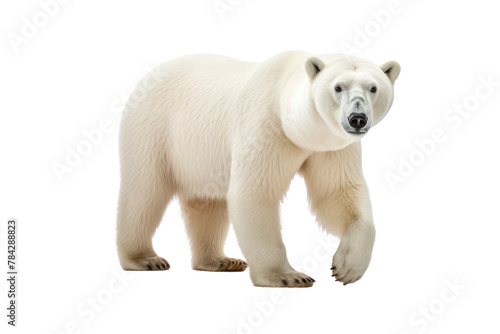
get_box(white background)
[1,0,499,333]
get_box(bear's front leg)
[228,191,315,287]
[330,216,375,285]
[228,136,314,287]
[301,143,375,285]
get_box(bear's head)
[282,54,400,151]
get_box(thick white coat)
[117,51,400,287]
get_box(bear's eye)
[335,85,342,93]
[370,86,377,93]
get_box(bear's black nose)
[348,113,368,131]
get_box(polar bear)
[117,51,400,287]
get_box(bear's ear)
[305,57,326,81]
[380,61,401,84]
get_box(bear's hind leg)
[181,198,247,272]
[117,141,173,271]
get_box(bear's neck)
[280,80,353,152]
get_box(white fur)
[116,51,400,287]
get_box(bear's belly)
[173,154,232,199]
[167,127,233,199]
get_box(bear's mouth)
[346,130,367,135]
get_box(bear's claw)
[194,257,248,272]
[123,256,170,271]
[253,271,315,288]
